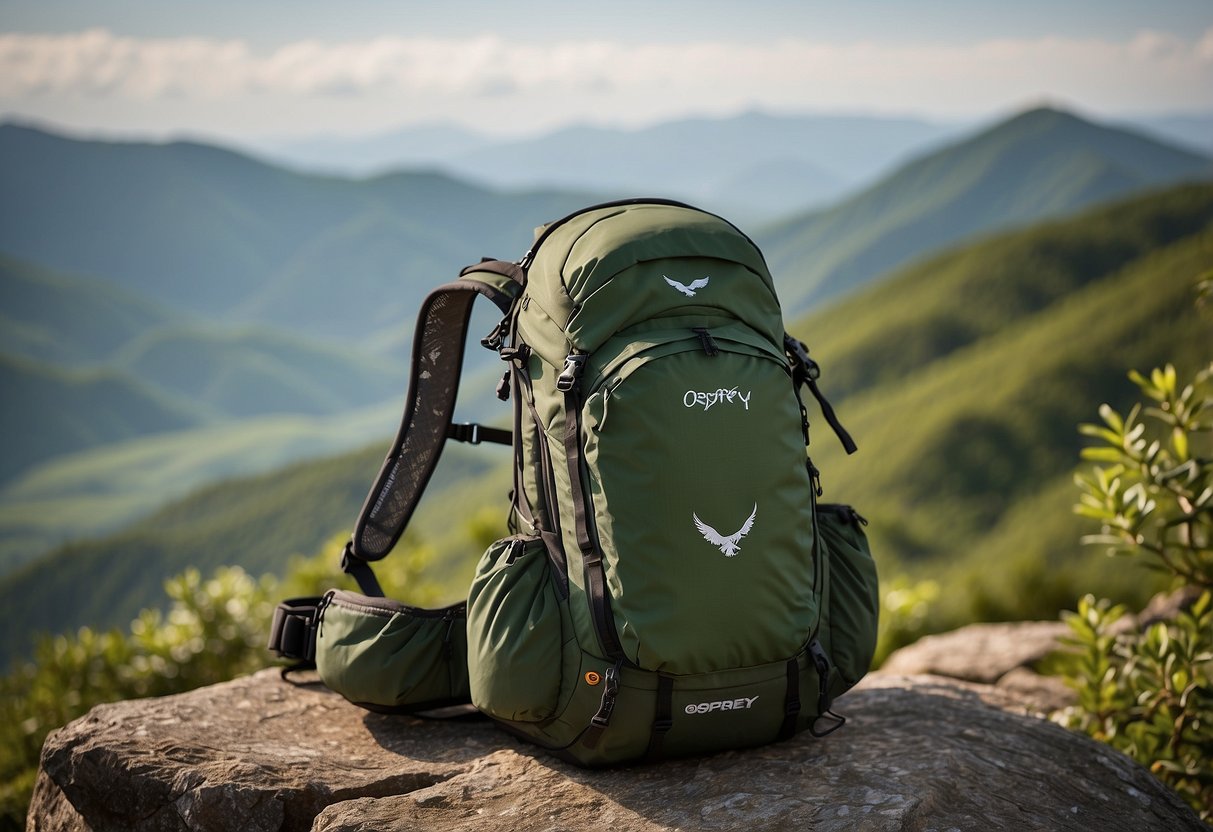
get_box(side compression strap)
[783,333,857,455]
[345,267,521,593]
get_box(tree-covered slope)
[0,354,200,483]
[111,325,404,419]
[0,254,180,367]
[760,107,1212,316]
[2,182,1209,667]
[0,124,597,348]
[789,183,1213,626]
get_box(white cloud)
[1,27,1211,136]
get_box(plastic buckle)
[556,353,587,393]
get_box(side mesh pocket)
[818,504,880,693]
[467,535,564,722]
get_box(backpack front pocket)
[580,330,818,674]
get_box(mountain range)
[758,107,1213,314]
[264,111,959,220]
[1,179,1208,665]
[1,103,1211,663]
[4,107,1207,347]
[261,108,1213,221]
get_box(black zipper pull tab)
[496,368,511,401]
[692,327,720,357]
[590,660,623,728]
[807,459,823,497]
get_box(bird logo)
[693,503,757,557]
[664,275,710,297]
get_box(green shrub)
[1056,356,1213,823]
[1055,593,1213,821]
[0,533,452,829]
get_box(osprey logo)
[684,387,751,411]
[685,695,760,715]
[664,275,710,297]
[693,503,757,557]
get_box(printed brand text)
[684,696,760,715]
[683,388,751,411]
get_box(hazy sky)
[2,0,1211,140]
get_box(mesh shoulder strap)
[342,261,523,594]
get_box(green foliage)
[0,437,511,666]
[1054,593,1213,821]
[1074,362,1213,587]
[0,529,456,827]
[874,576,940,666]
[0,566,276,828]
[1055,358,1213,822]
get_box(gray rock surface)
[877,620,1075,711]
[30,667,1203,831]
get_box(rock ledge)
[28,665,1203,832]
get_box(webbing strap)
[644,675,675,761]
[349,270,521,569]
[779,657,801,740]
[562,384,626,662]
[447,422,512,446]
[783,333,858,455]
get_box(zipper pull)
[807,460,823,497]
[504,537,525,564]
[590,661,623,727]
[692,327,720,357]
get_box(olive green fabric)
[315,590,469,711]
[308,200,880,766]
[582,336,815,672]
[467,536,566,722]
[816,505,881,696]
[496,643,826,766]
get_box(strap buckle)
[449,422,482,445]
[267,595,328,661]
[556,353,588,393]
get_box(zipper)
[327,590,464,620]
[691,327,720,356]
[517,197,766,271]
[820,503,867,527]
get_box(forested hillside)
[759,107,1212,315]
[0,124,598,348]
[2,182,1207,665]
[788,183,1213,626]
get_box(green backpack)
[269,199,879,765]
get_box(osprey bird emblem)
[664,275,710,297]
[693,503,757,557]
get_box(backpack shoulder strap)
[342,260,523,595]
